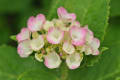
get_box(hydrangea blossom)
[16,7,101,69]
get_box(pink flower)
[44,51,61,69]
[47,27,64,44]
[16,28,30,42]
[27,14,46,32]
[17,40,33,58]
[70,26,87,46]
[57,7,76,22]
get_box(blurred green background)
[0,0,52,46]
[0,0,120,80]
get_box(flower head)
[15,7,101,69]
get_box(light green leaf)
[10,35,17,41]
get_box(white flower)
[17,40,33,58]
[47,27,64,44]
[66,53,83,69]
[63,41,75,54]
[44,51,61,69]
[30,35,44,51]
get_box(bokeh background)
[0,0,120,80]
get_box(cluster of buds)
[16,7,100,69]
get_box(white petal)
[90,38,100,50]
[84,45,93,55]
[84,26,94,44]
[43,21,54,31]
[30,35,44,51]
[63,42,75,54]
[66,53,83,69]
[17,40,33,58]
[47,27,64,44]
[44,51,61,69]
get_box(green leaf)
[47,0,110,67]
[0,45,59,80]
[110,0,120,17]
[10,35,17,41]
[68,18,120,80]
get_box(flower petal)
[84,26,94,44]
[66,53,83,69]
[91,38,100,49]
[30,35,44,51]
[70,21,81,27]
[47,27,64,44]
[27,14,46,32]
[16,28,30,42]
[17,40,33,58]
[70,26,87,46]
[43,21,54,31]
[57,7,76,22]
[44,51,61,69]
[63,42,75,54]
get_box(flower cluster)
[16,7,100,69]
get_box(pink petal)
[70,26,87,46]
[57,7,76,22]
[16,28,30,42]
[27,14,46,32]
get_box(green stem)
[60,62,68,80]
